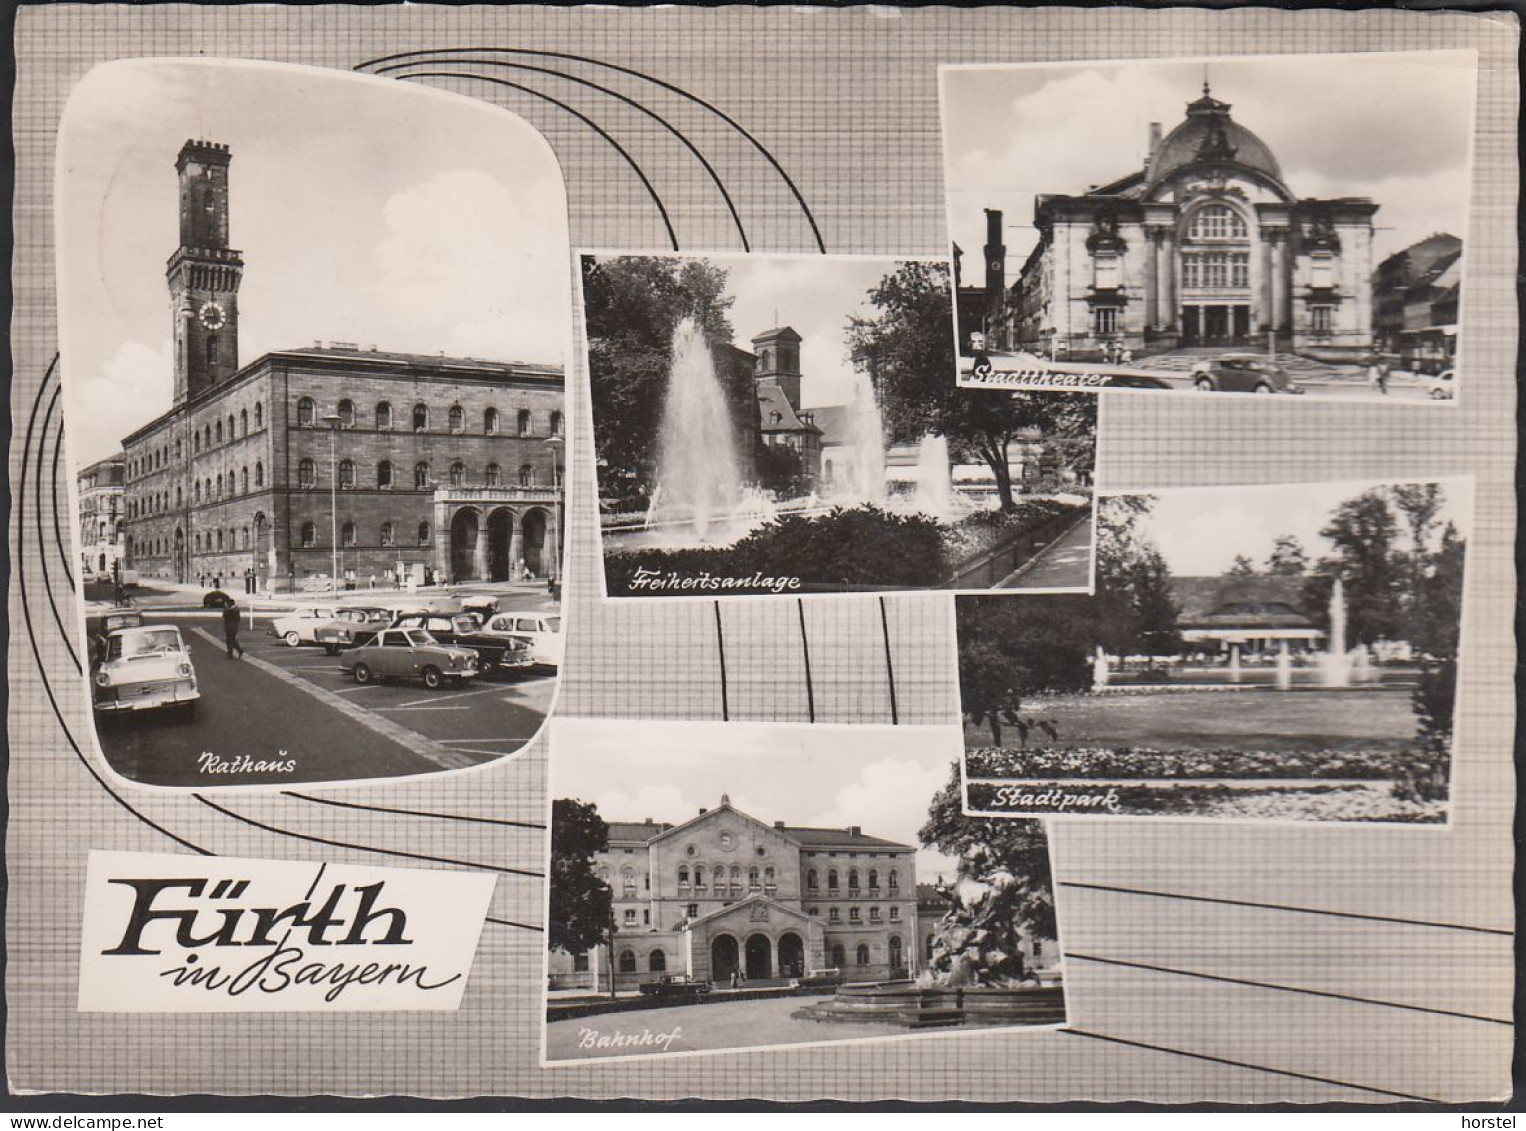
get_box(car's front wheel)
[352,662,373,685]
[1194,377,1214,392]
[1253,383,1273,394]
[283,631,302,647]
[421,665,444,690]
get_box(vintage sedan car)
[1419,368,1455,401]
[92,624,199,716]
[790,968,845,990]
[85,609,144,667]
[1189,355,1304,395]
[388,611,533,675]
[314,606,393,654]
[268,605,337,647]
[638,974,712,997]
[340,628,480,689]
[202,589,236,609]
[479,611,563,668]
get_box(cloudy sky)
[708,254,911,409]
[551,719,972,884]
[1128,477,1473,577]
[943,51,1476,278]
[58,60,570,466]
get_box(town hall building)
[119,139,564,592]
[1008,83,1378,360]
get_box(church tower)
[751,326,803,410]
[167,140,243,404]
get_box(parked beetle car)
[202,589,236,609]
[268,605,337,647]
[92,624,200,717]
[1189,354,1304,395]
[339,628,480,689]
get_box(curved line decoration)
[356,46,825,253]
[35,384,81,673]
[282,790,547,830]
[49,404,76,593]
[394,70,679,251]
[378,58,749,252]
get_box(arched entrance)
[521,507,548,576]
[172,527,186,584]
[744,933,772,980]
[710,934,739,983]
[486,508,514,582]
[777,932,804,979]
[450,509,480,581]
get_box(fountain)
[644,317,745,540]
[912,433,955,520]
[1275,641,1292,691]
[837,364,887,504]
[1320,577,1351,688]
[1092,645,1110,691]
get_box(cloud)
[69,340,175,466]
[591,784,694,824]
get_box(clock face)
[198,302,226,331]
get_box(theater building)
[1013,84,1378,359]
[548,797,920,991]
[119,140,563,591]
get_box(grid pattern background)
[7,5,1516,1102]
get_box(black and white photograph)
[59,60,570,787]
[584,252,1098,597]
[959,479,1470,825]
[941,52,1475,401]
[543,720,1066,1063]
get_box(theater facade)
[1012,84,1378,360]
[119,140,564,591]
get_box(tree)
[1391,483,1444,621]
[957,596,1094,743]
[1264,535,1310,576]
[549,798,614,966]
[919,762,1056,943]
[582,256,744,484]
[847,261,1096,511]
[1410,520,1466,658]
[1093,495,1182,659]
[1228,554,1257,577]
[1305,489,1405,647]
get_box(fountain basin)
[792,980,1066,1029]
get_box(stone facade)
[117,139,563,591]
[549,798,919,991]
[77,454,125,579]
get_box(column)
[1260,234,1275,330]
[471,511,490,581]
[1156,230,1175,331]
[1271,233,1289,332]
[1143,229,1159,331]
[508,515,524,577]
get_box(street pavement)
[999,515,1092,590]
[89,591,558,787]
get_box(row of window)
[297,520,431,550]
[1181,251,1252,290]
[608,939,906,975]
[128,462,268,518]
[128,405,265,480]
[807,867,899,893]
[125,516,435,558]
[296,459,544,491]
[295,397,562,438]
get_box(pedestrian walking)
[221,599,245,659]
[1377,358,1391,396]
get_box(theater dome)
[1145,85,1287,192]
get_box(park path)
[999,515,1093,590]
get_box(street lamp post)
[544,434,564,585]
[322,413,341,593]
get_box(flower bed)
[938,500,1088,569]
[964,780,1446,824]
[964,745,1406,781]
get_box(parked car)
[790,969,845,990]
[1420,368,1455,401]
[92,624,199,716]
[478,611,563,668]
[339,628,480,689]
[314,606,393,654]
[268,606,337,647]
[85,609,144,666]
[638,974,712,997]
[202,589,236,609]
[388,611,533,675]
[1189,355,1304,395]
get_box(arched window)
[807,869,818,890]
[517,409,532,436]
[194,434,201,454]
[855,944,870,966]
[831,944,846,968]
[848,868,860,892]
[337,399,355,428]
[484,407,499,434]
[298,459,315,489]
[375,401,392,430]
[889,936,903,970]
[692,865,706,889]
[1189,203,1248,240]
[215,530,224,551]
[414,462,430,490]
[764,866,775,889]
[377,460,393,489]
[239,467,248,494]
[484,463,500,487]
[204,478,212,500]
[448,404,464,433]
[518,464,534,487]
[888,869,900,892]
[174,439,182,460]
[748,867,760,890]
[214,420,223,444]
[175,486,183,507]
[194,533,201,551]
[618,950,636,974]
[193,481,201,504]
[204,425,212,448]
[215,473,223,497]
[338,459,355,489]
[254,403,263,430]
[340,521,355,548]
[417,521,430,546]
[622,868,637,896]
[380,522,395,547]
[296,397,314,427]
[412,403,428,431]
[828,869,839,891]
[239,409,247,436]
[678,866,690,887]
[240,527,249,550]
[550,410,563,437]
[868,869,879,891]
[206,336,219,367]
[648,950,666,973]
[254,461,264,488]
[449,461,466,487]
[300,522,316,548]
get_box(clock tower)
[167,139,243,404]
